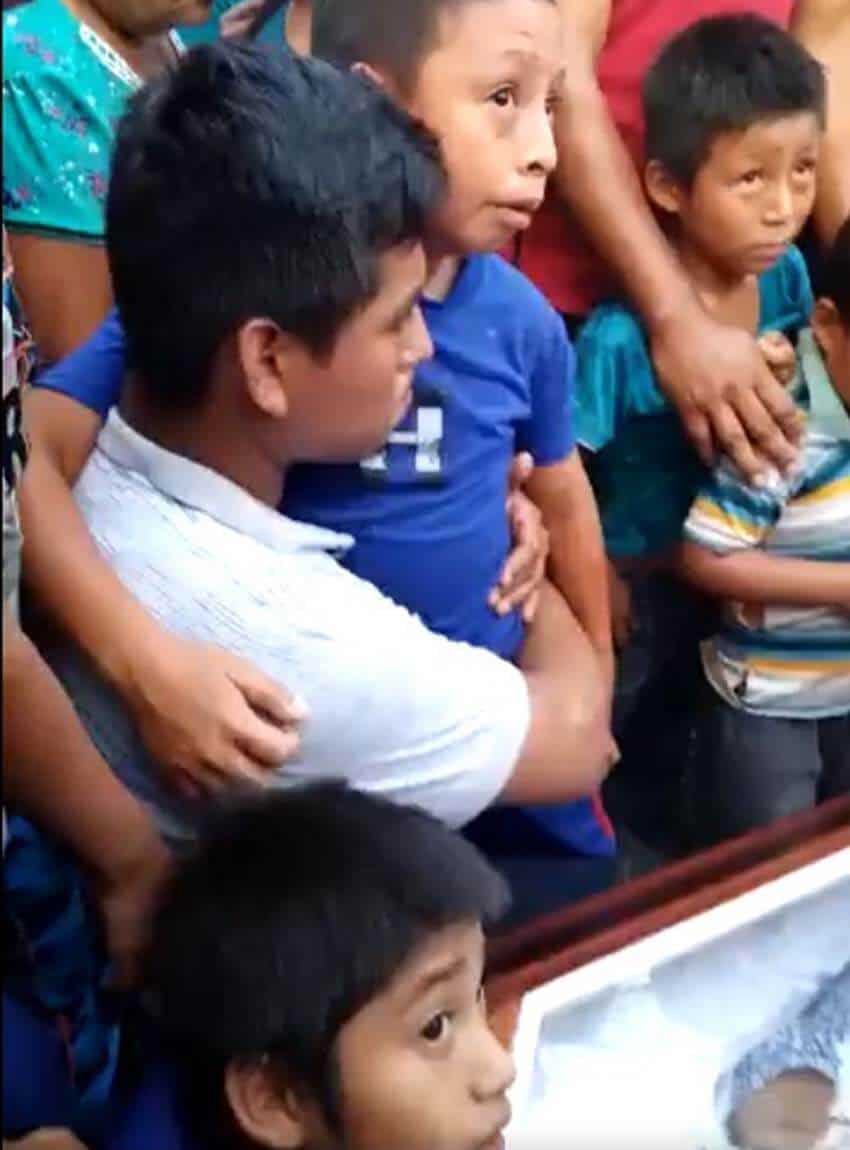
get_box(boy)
[681,219,850,840]
[119,784,515,1150]
[46,45,611,853]
[573,14,825,847]
[29,0,616,879]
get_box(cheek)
[343,1053,467,1150]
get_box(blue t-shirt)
[575,246,814,559]
[286,254,576,659]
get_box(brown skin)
[551,0,850,484]
[225,923,516,1150]
[3,601,170,987]
[730,1070,836,1150]
[7,0,210,362]
[3,1134,89,1150]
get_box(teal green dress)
[3,0,181,244]
[178,0,285,45]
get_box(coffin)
[485,797,850,1149]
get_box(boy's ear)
[225,1060,309,1149]
[351,60,399,99]
[236,320,292,420]
[811,296,841,355]
[644,159,684,216]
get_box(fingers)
[234,706,302,769]
[753,362,806,443]
[679,407,716,467]
[706,400,769,485]
[508,451,534,491]
[228,658,309,727]
[522,588,541,624]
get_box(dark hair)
[145,783,508,1144]
[106,43,444,410]
[312,0,555,88]
[820,217,850,327]
[643,14,825,187]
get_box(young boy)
[115,784,515,1150]
[681,219,850,841]
[573,14,825,848]
[45,45,611,858]
[30,0,616,886]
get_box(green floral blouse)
[3,0,181,243]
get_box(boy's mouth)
[493,198,543,230]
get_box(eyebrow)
[386,286,422,329]
[404,955,469,1007]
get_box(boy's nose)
[521,105,557,177]
[471,1026,517,1102]
[766,180,794,225]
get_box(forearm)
[793,0,850,244]
[504,581,611,804]
[3,613,161,878]
[679,542,850,610]
[20,442,162,699]
[546,499,613,667]
[553,29,695,330]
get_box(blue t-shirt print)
[284,254,576,661]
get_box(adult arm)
[793,0,850,244]
[526,451,614,687]
[552,0,801,479]
[21,387,303,792]
[6,234,112,364]
[3,601,170,985]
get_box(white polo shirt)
[49,411,531,841]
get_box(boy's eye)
[793,159,817,177]
[545,93,560,117]
[421,1011,452,1043]
[737,169,763,187]
[489,86,517,109]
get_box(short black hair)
[107,43,444,410]
[820,217,850,327]
[312,0,555,89]
[144,783,508,1145]
[643,14,825,187]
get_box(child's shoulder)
[758,245,814,333]
[473,254,563,332]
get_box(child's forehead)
[704,112,821,168]
[363,923,486,1021]
[419,0,562,77]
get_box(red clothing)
[517,0,795,315]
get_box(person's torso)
[579,248,812,559]
[704,378,850,720]
[285,255,562,660]
[517,0,794,315]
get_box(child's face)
[280,241,433,462]
[402,0,563,254]
[313,922,515,1150]
[657,113,820,279]
[812,299,850,406]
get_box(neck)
[675,237,759,331]
[121,383,286,509]
[424,253,461,302]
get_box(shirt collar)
[798,328,850,442]
[98,410,354,556]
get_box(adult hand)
[491,453,549,623]
[129,632,306,795]
[93,829,172,989]
[730,1070,836,1150]
[651,303,804,484]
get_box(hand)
[129,632,306,795]
[220,0,270,39]
[607,563,633,651]
[93,828,172,989]
[730,1071,836,1150]
[651,303,804,484]
[491,453,549,623]
[4,1132,89,1150]
[758,331,797,388]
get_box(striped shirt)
[684,329,850,719]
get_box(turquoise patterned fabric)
[3,0,142,243]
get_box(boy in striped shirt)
[682,219,850,842]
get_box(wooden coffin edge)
[486,797,850,1039]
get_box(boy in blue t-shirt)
[34,0,617,891]
[574,15,824,844]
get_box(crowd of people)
[2,0,848,1146]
